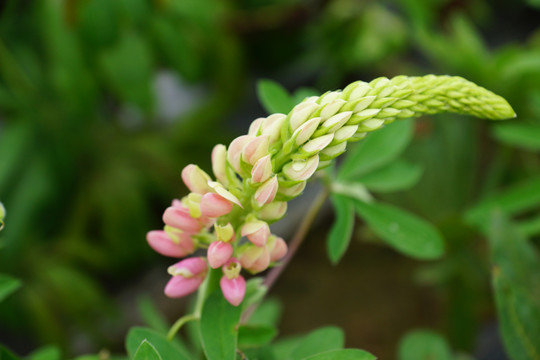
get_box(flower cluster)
[147,75,515,306]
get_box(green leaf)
[488,213,540,360]
[238,324,278,348]
[301,349,376,360]
[248,298,282,328]
[0,346,20,360]
[27,346,61,360]
[327,194,356,264]
[242,277,268,310]
[398,330,452,360]
[354,200,444,260]
[492,122,540,150]
[199,291,242,360]
[133,340,162,360]
[288,326,345,360]
[357,161,423,193]
[100,32,153,111]
[0,273,22,302]
[257,80,294,114]
[466,176,540,229]
[137,296,169,333]
[338,119,414,180]
[126,327,191,360]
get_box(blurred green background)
[1,0,540,359]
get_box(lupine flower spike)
[146,75,515,306]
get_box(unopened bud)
[283,155,319,181]
[267,236,288,262]
[242,135,270,165]
[164,257,208,298]
[241,219,270,247]
[258,201,287,221]
[238,244,271,274]
[220,274,246,307]
[261,114,286,144]
[289,102,319,131]
[293,117,321,146]
[300,133,334,155]
[251,155,273,184]
[227,135,254,174]
[320,99,346,120]
[248,117,264,136]
[147,230,195,258]
[212,144,230,186]
[208,241,233,269]
[277,180,306,199]
[181,165,212,194]
[200,193,233,218]
[163,206,202,234]
[253,175,279,207]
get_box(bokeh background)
[1,0,540,359]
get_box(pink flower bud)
[282,155,319,181]
[238,245,271,274]
[207,241,233,269]
[172,199,184,208]
[258,201,287,221]
[181,165,212,194]
[253,176,278,207]
[242,135,270,165]
[251,155,273,184]
[212,144,229,186]
[227,135,254,173]
[147,230,194,258]
[163,206,202,234]
[200,193,233,218]
[267,236,288,262]
[220,275,246,307]
[241,220,270,247]
[164,257,207,298]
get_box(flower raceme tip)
[146,75,515,306]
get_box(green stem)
[167,268,221,341]
[241,185,329,323]
[167,314,198,341]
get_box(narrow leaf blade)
[257,79,294,114]
[354,201,444,260]
[0,273,22,302]
[327,194,356,264]
[488,212,540,360]
[357,161,423,193]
